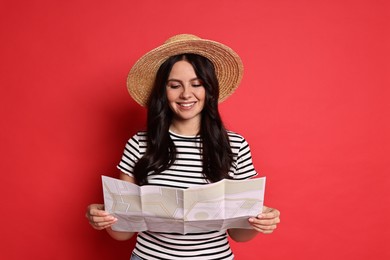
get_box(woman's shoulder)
[134,130,147,137]
[226,130,246,142]
[127,130,147,143]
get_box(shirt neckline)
[169,130,200,139]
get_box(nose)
[180,85,192,99]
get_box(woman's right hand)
[85,203,117,230]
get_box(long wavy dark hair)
[133,53,233,185]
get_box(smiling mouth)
[178,102,196,108]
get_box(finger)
[262,205,271,212]
[255,218,280,226]
[251,223,278,230]
[249,216,280,226]
[85,205,109,223]
[87,204,109,217]
[249,221,278,234]
[251,225,277,234]
[90,213,117,224]
[89,216,117,230]
[89,209,109,217]
[259,208,280,219]
[86,208,116,225]
[256,228,276,234]
[92,219,117,230]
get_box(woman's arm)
[228,206,280,242]
[85,172,136,241]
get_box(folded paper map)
[102,176,266,234]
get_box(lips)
[178,102,196,109]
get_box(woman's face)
[166,60,206,126]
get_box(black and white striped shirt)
[117,131,257,259]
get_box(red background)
[1,0,389,259]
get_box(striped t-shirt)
[117,131,257,260]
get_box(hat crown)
[164,34,200,44]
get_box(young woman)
[86,34,280,260]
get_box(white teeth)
[180,103,195,107]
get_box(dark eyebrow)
[167,79,182,84]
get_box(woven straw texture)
[127,34,243,107]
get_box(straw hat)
[127,34,243,106]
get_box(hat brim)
[127,37,243,107]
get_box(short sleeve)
[228,132,258,180]
[116,132,146,177]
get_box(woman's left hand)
[248,205,281,234]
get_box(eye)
[167,83,181,89]
[191,80,203,87]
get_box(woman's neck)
[169,120,200,136]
